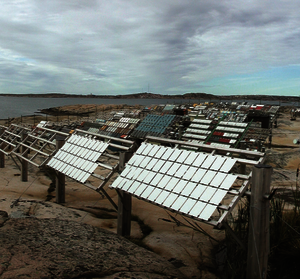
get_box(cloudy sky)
[0,0,299,96]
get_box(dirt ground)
[0,106,300,278]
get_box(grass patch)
[218,189,300,279]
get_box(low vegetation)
[220,188,300,279]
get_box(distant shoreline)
[0,92,299,102]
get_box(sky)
[0,0,300,96]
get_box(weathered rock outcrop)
[0,217,183,279]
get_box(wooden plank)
[55,137,65,204]
[246,164,272,279]
[117,151,133,236]
[21,132,28,182]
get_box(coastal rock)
[0,218,183,279]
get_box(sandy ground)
[1,106,300,278]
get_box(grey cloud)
[0,0,299,94]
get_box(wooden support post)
[56,136,65,203]
[257,140,262,152]
[268,133,272,149]
[21,132,28,182]
[117,151,133,236]
[0,128,5,168]
[0,150,4,168]
[247,164,272,279]
[240,163,246,175]
[178,125,184,140]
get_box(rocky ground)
[0,105,300,278]
[0,215,183,279]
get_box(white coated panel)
[177,150,190,163]
[134,183,147,196]
[46,158,54,168]
[190,184,207,199]
[160,175,172,188]
[81,172,92,183]
[132,167,143,180]
[100,142,109,153]
[121,166,131,178]
[148,188,163,202]
[210,157,226,171]
[135,143,146,155]
[192,153,207,168]
[162,148,174,160]
[165,177,179,191]
[162,192,178,207]
[73,169,83,181]
[199,204,216,220]
[128,181,141,193]
[132,155,144,167]
[181,181,197,197]
[210,189,227,205]
[175,164,189,178]
[199,187,217,202]
[64,154,73,164]
[54,150,63,160]
[85,150,94,160]
[89,163,99,174]
[59,163,69,173]
[220,174,237,190]
[81,149,90,159]
[73,145,81,155]
[65,166,74,176]
[126,153,140,165]
[155,190,170,204]
[184,152,198,165]
[191,168,206,183]
[74,158,84,169]
[129,167,141,180]
[119,179,133,191]
[167,163,181,176]
[189,201,206,218]
[168,149,182,161]
[173,180,187,194]
[155,146,167,159]
[171,196,187,211]
[150,173,163,186]
[135,142,152,155]
[182,166,198,180]
[55,161,64,171]
[143,171,156,184]
[140,156,152,168]
[61,151,70,161]
[93,141,102,152]
[141,185,155,199]
[145,158,158,170]
[143,144,157,156]
[201,170,217,185]
[69,168,79,179]
[152,160,165,172]
[160,161,173,173]
[137,169,149,182]
[111,175,123,188]
[201,155,216,169]
[210,172,227,187]
[90,151,101,162]
[220,158,236,173]
[180,198,197,214]
[67,167,77,179]
[147,144,161,157]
